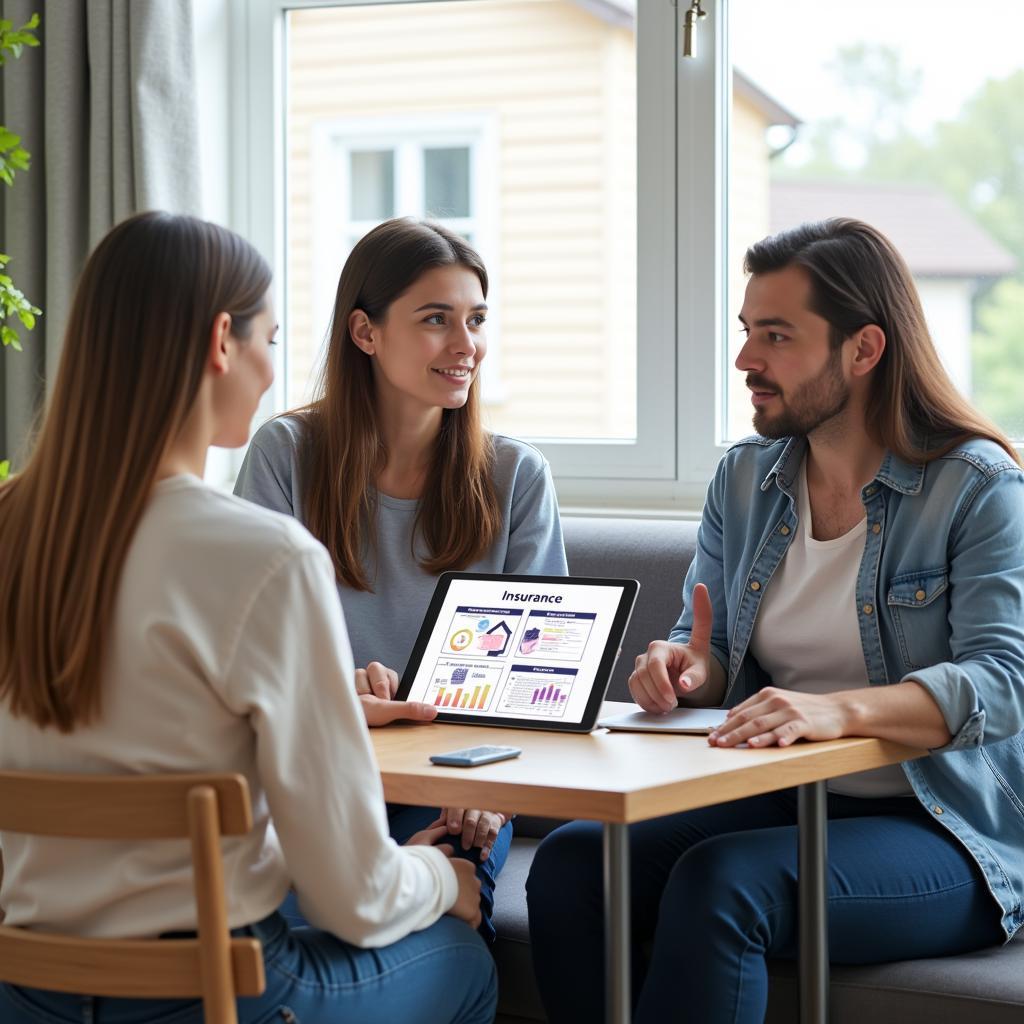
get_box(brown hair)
[744,218,1020,465]
[297,217,501,591]
[0,211,271,731]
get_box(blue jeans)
[526,788,1004,1024]
[386,803,513,945]
[0,902,496,1024]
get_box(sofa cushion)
[763,936,1024,1023]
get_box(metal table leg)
[798,781,829,1024]
[604,822,630,1024]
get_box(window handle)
[682,0,708,59]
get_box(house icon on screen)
[484,620,512,657]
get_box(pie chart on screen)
[449,628,473,652]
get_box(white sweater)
[0,475,456,945]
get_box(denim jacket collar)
[875,450,926,495]
[759,436,925,498]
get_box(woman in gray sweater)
[235,218,567,941]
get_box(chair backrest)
[0,772,266,1024]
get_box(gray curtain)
[0,0,199,462]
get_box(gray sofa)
[492,516,1024,1023]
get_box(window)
[231,1,1023,509]
[280,0,655,455]
[236,0,687,503]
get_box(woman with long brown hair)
[0,212,496,1024]
[235,216,568,942]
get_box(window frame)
[229,0,732,511]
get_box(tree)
[972,278,1024,434]
[0,12,41,480]
[775,44,926,181]
[927,72,1024,264]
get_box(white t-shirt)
[750,460,912,798]
[0,475,456,943]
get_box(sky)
[733,0,1024,143]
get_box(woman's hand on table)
[355,660,438,727]
[708,687,848,748]
[440,807,508,861]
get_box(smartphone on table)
[429,745,522,767]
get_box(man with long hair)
[527,219,1024,1023]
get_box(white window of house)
[230,0,1023,510]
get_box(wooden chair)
[0,772,266,1024]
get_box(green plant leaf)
[0,13,41,64]
[0,13,42,357]
[0,460,10,481]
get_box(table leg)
[604,822,630,1024]
[798,780,829,1024]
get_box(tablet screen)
[400,573,637,730]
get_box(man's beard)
[750,347,849,440]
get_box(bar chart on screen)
[530,684,568,707]
[434,683,493,710]
[496,664,578,719]
[425,660,502,712]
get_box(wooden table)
[371,701,923,1024]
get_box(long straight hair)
[744,218,1020,465]
[0,212,271,731]
[298,217,501,591]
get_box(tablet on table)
[397,572,639,733]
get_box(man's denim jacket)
[670,434,1024,940]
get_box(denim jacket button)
[933,805,944,815]
[780,525,790,536]
[862,603,874,615]
[872,523,881,534]
[750,580,761,591]
[915,589,926,601]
